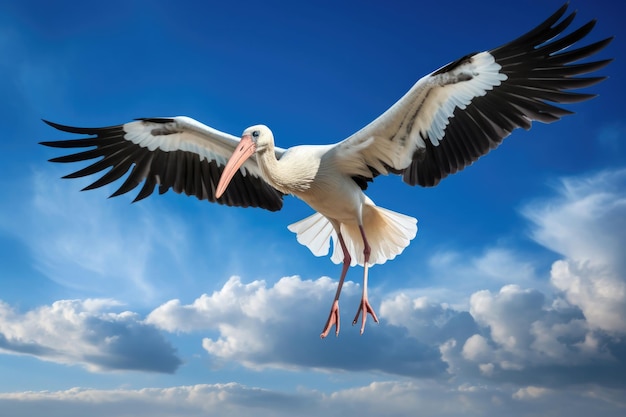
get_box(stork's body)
[266,144,377,335]
[39,4,612,337]
[216,128,416,336]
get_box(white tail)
[287,205,417,267]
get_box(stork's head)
[215,125,273,199]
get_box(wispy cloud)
[0,166,307,304]
[420,246,542,307]
[0,168,196,303]
[523,169,626,333]
[0,298,181,373]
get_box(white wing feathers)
[124,117,241,166]
[334,52,506,178]
[419,52,507,146]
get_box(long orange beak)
[215,134,256,199]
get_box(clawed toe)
[352,297,379,335]
[320,300,340,338]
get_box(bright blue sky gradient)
[1,1,625,415]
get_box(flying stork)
[40,3,612,338]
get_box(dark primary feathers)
[40,119,285,211]
[401,3,613,187]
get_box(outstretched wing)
[40,116,285,211]
[333,3,613,188]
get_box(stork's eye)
[252,130,260,138]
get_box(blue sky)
[1,0,625,415]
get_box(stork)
[40,4,612,338]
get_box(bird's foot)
[320,300,340,339]
[352,297,379,335]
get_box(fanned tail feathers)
[287,212,340,259]
[287,206,417,266]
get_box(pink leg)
[320,232,351,339]
[352,225,379,334]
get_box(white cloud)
[512,386,551,400]
[422,247,541,307]
[378,293,477,344]
[0,381,624,417]
[524,169,626,269]
[456,282,626,384]
[148,275,448,377]
[429,169,626,387]
[523,169,626,333]
[393,170,626,387]
[0,298,181,373]
[470,285,545,355]
[550,260,626,333]
[462,334,493,362]
[146,275,336,334]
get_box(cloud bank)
[0,381,624,417]
[146,275,449,377]
[0,298,181,373]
